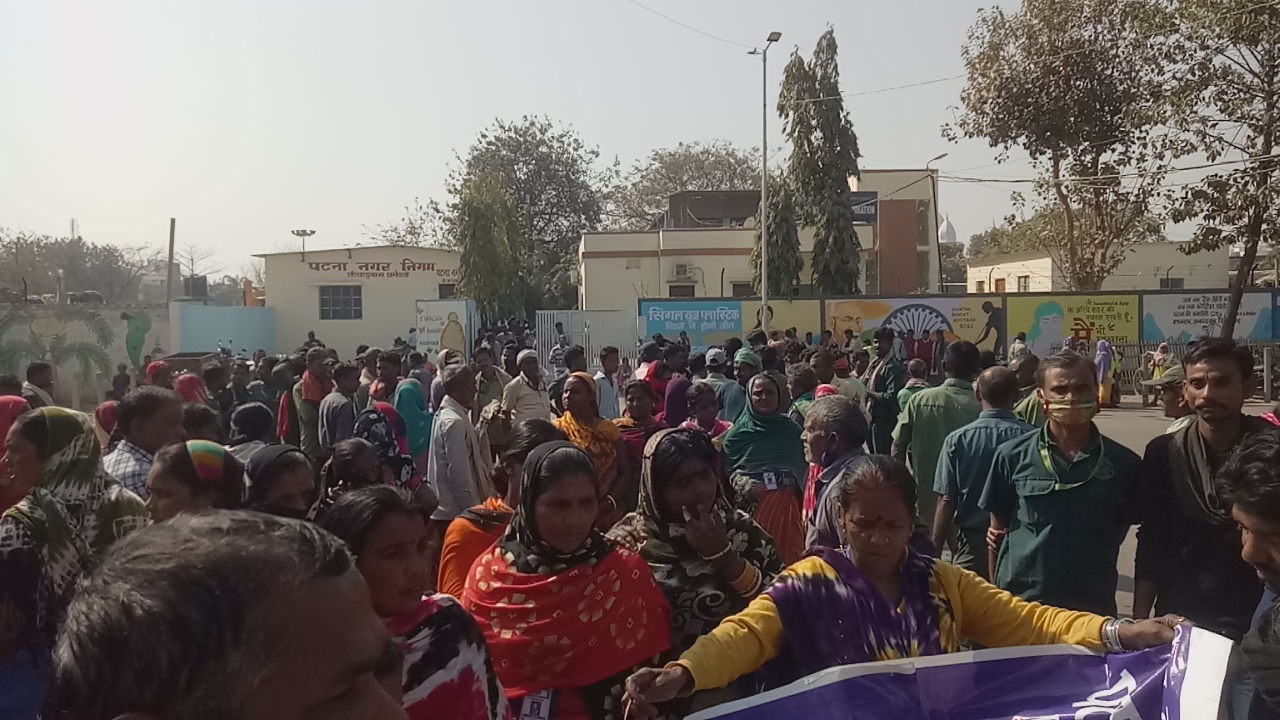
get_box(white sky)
[0,0,1032,274]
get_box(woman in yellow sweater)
[624,455,1183,715]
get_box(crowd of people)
[5,323,1280,720]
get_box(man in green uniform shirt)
[980,352,1140,616]
[892,341,982,527]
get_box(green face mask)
[1044,398,1097,426]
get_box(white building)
[258,244,461,355]
[966,242,1229,293]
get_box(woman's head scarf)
[0,408,148,643]
[608,429,782,653]
[173,374,207,403]
[91,400,118,452]
[661,376,692,427]
[0,397,31,462]
[497,440,609,574]
[243,443,315,518]
[353,403,415,487]
[183,439,245,509]
[720,373,808,479]
[392,378,433,459]
[814,384,840,399]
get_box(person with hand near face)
[464,442,670,720]
[145,440,246,523]
[607,430,780,712]
[979,352,1141,616]
[321,486,508,720]
[623,456,1183,718]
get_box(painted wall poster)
[1143,292,1272,342]
[740,300,823,341]
[415,299,475,360]
[824,297,1005,351]
[0,304,170,409]
[1006,295,1139,356]
[639,300,744,350]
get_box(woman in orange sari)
[464,441,670,720]
[555,372,630,503]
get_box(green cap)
[1140,363,1184,388]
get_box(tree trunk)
[1222,216,1261,338]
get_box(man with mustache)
[1134,338,1265,641]
[1136,339,1267,719]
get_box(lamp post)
[749,31,782,335]
[291,229,315,262]
[926,153,948,293]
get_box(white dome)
[939,214,958,244]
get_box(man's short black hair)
[943,341,981,379]
[663,344,686,361]
[1036,352,1098,389]
[331,362,360,384]
[473,345,493,361]
[45,512,353,720]
[564,345,587,368]
[201,363,227,385]
[688,351,706,375]
[1219,429,1280,524]
[117,386,182,435]
[599,346,619,363]
[1183,337,1254,382]
[0,373,23,395]
[26,362,51,382]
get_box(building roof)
[966,249,1053,268]
[253,243,459,258]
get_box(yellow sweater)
[674,556,1107,691]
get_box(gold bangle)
[731,562,761,596]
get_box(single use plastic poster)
[688,627,1232,720]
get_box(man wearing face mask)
[979,352,1141,616]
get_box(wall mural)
[824,297,1004,351]
[0,305,168,409]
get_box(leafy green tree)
[0,229,160,304]
[949,0,1178,291]
[778,28,863,295]
[751,182,802,298]
[440,116,616,314]
[939,243,968,286]
[456,174,523,319]
[609,140,760,230]
[1165,0,1280,336]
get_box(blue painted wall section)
[177,304,276,354]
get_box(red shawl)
[643,361,668,415]
[462,544,670,700]
[301,369,335,403]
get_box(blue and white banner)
[689,627,1231,720]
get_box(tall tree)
[363,197,442,247]
[778,28,864,295]
[939,243,968,287]
[456,174,523,319]
[949,0,1178,291]
[437,116,616,314]
[751,182,803,298]
[609,140,760,230]
[1166,0,1280,336]
[0,230,160,303]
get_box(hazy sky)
[0,0,1029,274]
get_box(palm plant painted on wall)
[0,305,114,407]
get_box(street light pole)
[292,229,315,262]
[925,153,948,293]
[750,31,781,336]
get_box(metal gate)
[535,310,640,371]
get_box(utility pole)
[749,31,781,335]
[166,218,176,302]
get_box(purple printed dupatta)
[759,545,947,689]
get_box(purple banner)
[689,627,1231,720]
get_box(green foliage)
[457,174,523,319]
[609,141,761,230]
[439,116,616,314]
[1164,0,1280,336]
[751,183,803,298]
[939,243,968,286]
[0,229,161,304]
[778,28,863,295]
[949,0,1178,291]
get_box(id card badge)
[519,690,553,720]
[763,472,778,491]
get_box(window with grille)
[975,280,986,293]
[1017,275,1030,292]
[319,285,362,320]
[669,285,695,298]
[731,282,754,298]
[1160,277,1185,289]
[438,284,457,299]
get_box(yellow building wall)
[262,245,461,356]
[967,256,1057,293]
[966,242,1229,293]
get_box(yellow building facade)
[966,242,1230,294]
[259,244,461,355]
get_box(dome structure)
[939,214,958,244]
